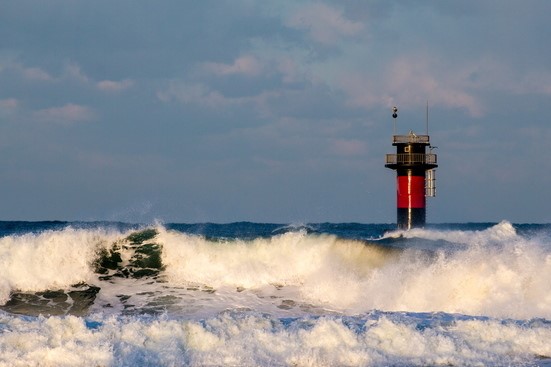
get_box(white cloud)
[275,56,313,84]
[336,54,485,117]
[96,79,134,92]
[64,63,90,83]
[0,98,18,119]
[0,61,54,81]
[385,56,484,117]
[22,67,54,81]
[4,61,89,84]
[285,3,364,45]
[157,82,229,107]
[157,80,286,120]
[202,55,263,76]
[34,103,95,123]
[0,98,18,109]
[5,60,136,94]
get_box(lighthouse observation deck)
[385,153,437,165]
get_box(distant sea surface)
[1,221,551,366]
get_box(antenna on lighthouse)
[426,100,429,135]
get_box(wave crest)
[1,222,551,319]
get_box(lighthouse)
[385,107,438,229]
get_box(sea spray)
[0,227,116,303]
[1,311,550,366]
[0,221,550,366]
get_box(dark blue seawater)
[1,220,551,366]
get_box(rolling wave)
[0,221,550,319]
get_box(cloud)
[0,98,18,119]
[385,56,484,116]
[157,82,230,107]
[364,55,551,116]
[34,103,95,123]
[0,61,54,81]
[285,3,364,44]
[65,63,136,93]
[157,81,280,116]
[64,63,90,83]
[202,55,263,77]
[0,98,18,109]
[21,66,54,81]
[276,57,301,84]
[96,79,134,92]
[336,54,484,117]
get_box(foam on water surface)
[0,221,551,366]
[0,311,550,366]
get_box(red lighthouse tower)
[385,107,438,229]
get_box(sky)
[1,0,551,224]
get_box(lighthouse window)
[404,146,410,153]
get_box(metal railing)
[385,153,437,165]
[392,135,430,144]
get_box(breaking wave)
[1,221,551,366]
[0,221,550,319]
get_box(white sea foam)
[0,312,549,366]
[1,222,551,366]
[157,223,551,319]
[0,228,124,304]
[1,222,551,319]
[158,228,393,289]
[383,220,520,246]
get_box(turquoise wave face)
[95,228,164,279]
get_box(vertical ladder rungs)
[426,169,436,197]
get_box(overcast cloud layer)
[1,1,551,223]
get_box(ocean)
[0,220,550,366]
